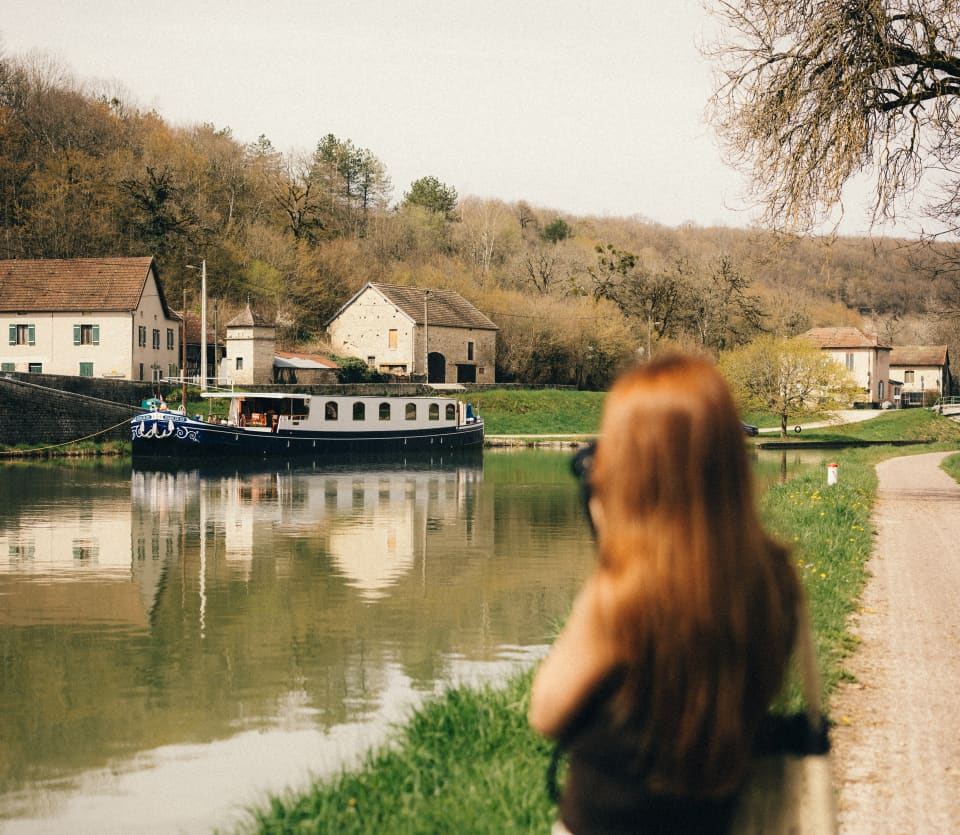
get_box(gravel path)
[831,451,960,834]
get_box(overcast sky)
[1,0,889,234]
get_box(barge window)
[445,403,456,421]
[379,402,391,421]
[353,402,365,421]
[325,401,338,420]
[429,403,440,421]
[405,403,417,420]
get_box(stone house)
[325,283,497,384]
[0,256,180,382]
[888,345,951,406]
[804,326,893,405]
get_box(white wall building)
[889,345,951,406]
[0,257,180,382]
[804,326,893,405]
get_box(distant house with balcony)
[804,326,893,405]
[325,283,498,384]
[889,345,951,406]
[0,257,180,382]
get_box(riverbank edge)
[242,441,955,833]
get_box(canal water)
[0,447,822,833]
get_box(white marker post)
[827,463,839,486]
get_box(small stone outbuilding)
[220,305,338,386]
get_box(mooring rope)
[0,416,136,457]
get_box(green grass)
[244,675,556,835]
[242,410,960,834]
[783,406,960,445]
[941,451,960,482]
[470,389,604,436]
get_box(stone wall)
[0,373,152,446]
[421,325,496,384]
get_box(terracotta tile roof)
[274,351,338,369]
[371,283,498,330]
[889,345,949,367]
[0,257,159,313]
[804,327,891,350]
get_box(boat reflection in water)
[131,451,487,609]
[1,450,596,833]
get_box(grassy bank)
[471,389,604,436]
[0,438,130,460]
[242,410,960,834]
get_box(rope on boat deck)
[0,416,135,457]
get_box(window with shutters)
[73,324,99,346]
[9,324,35,346]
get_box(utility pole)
[213,300,219,387]
[423,289,431,382]
[186,260,208,391]
[181,287,187,409]
[200,260,207,391]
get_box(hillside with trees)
[2,47,960,389]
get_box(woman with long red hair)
[529,353,803,834]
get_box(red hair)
[589,353,799,796]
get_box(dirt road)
[831,451,960,833]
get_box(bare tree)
[707,0,960,234]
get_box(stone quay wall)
[0,373,153,446]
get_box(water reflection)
[0,452,593,832]
[0,448,816,832]
[751,447,826,488]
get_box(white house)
[326,283,498,384]
[0,256,180,382]
[804,326,893,405]
[889,345,951,406]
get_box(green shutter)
[8,325,15,346]
[28,325,35,345]
[73,324,81,345]
[92,325,100,346]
